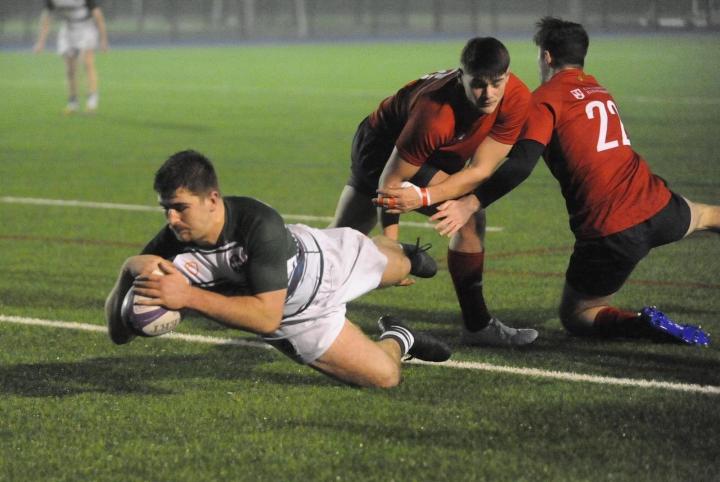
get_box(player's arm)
[134,260,286,335]
[377,147,421,239]
[430,139,545,237]
[378,136,512,213]
[133,206,289,335]
[91,7,108,51]
[33,9,51,53]
[472,139,544,208]
[431,136,512,202]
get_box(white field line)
[2,314,718,396]
[0,196,503,232]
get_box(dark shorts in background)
[565,191,691,297]
[348,116,395,195]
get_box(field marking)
[2,314,718,396]
[0,196,504,232]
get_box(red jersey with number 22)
[522,69,671,239]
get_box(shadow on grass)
[0,345,333,398]
[349,301,720,386]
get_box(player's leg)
[446,211,538,346]
[558,281,681,340]
[372,235,437,286]
[330,117,393,234]
[311,314,451,388]
[310,319,404,388]
[559,197,709,344]
[683,198,720,235]
[372,235,411,286]
[328,184,377,234]
[447,208,487,333]
[63,52,79,113]
[82,49,99,112]
[559,227,652,338]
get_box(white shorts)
[57,20,98,56]
[262,225,388,364]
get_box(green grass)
[1,36,720,481]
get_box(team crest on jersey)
[570,88,585,100]
[184,260,199,276]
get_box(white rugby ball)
[120,273,182,337]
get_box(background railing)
[1,0,718,47]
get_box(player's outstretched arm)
[133,260,286,335]
[431,136,513,202]
[473,139,544,208]
[377,137,512,213]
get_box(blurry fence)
[1,0,718,47]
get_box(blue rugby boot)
[640,306,711,346]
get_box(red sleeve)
[521,99,555,147]
[395,101,455,166]
[489,74,531,145]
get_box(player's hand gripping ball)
[121,270,182,337]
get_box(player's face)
[460,70,509,114]
[159,188,220,245]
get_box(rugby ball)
[120,274,182,337]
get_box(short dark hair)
[533,16,589,68]
[153,150,220,198]
[460,37,510,78]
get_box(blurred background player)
[381,17,719,345]
[105,150,450,389]
[34,0,108,114]
[329,37,538,347]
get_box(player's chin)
[476,102,498,114]
[171,229,193,242]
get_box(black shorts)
[347,116,441,199]
[565,191,691,297]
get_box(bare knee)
[559,283,611,336]
[559,307,593,336]
[450,210,486,252]
[367,364,401,389]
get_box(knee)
[363,359,402,388]
[559,311,592,336]
[370,367,402,389]
[559,301,597,336]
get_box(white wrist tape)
[400,181,431,207]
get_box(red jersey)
[522,69,671,239]
[369,69,530,174]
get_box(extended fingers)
[374,194,399,209]
[131,287,163,304]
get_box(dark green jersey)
[142,196,297,296]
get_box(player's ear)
[542,50,553,66]
[207,190,221,209]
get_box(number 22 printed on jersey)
[585,100,631,152]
